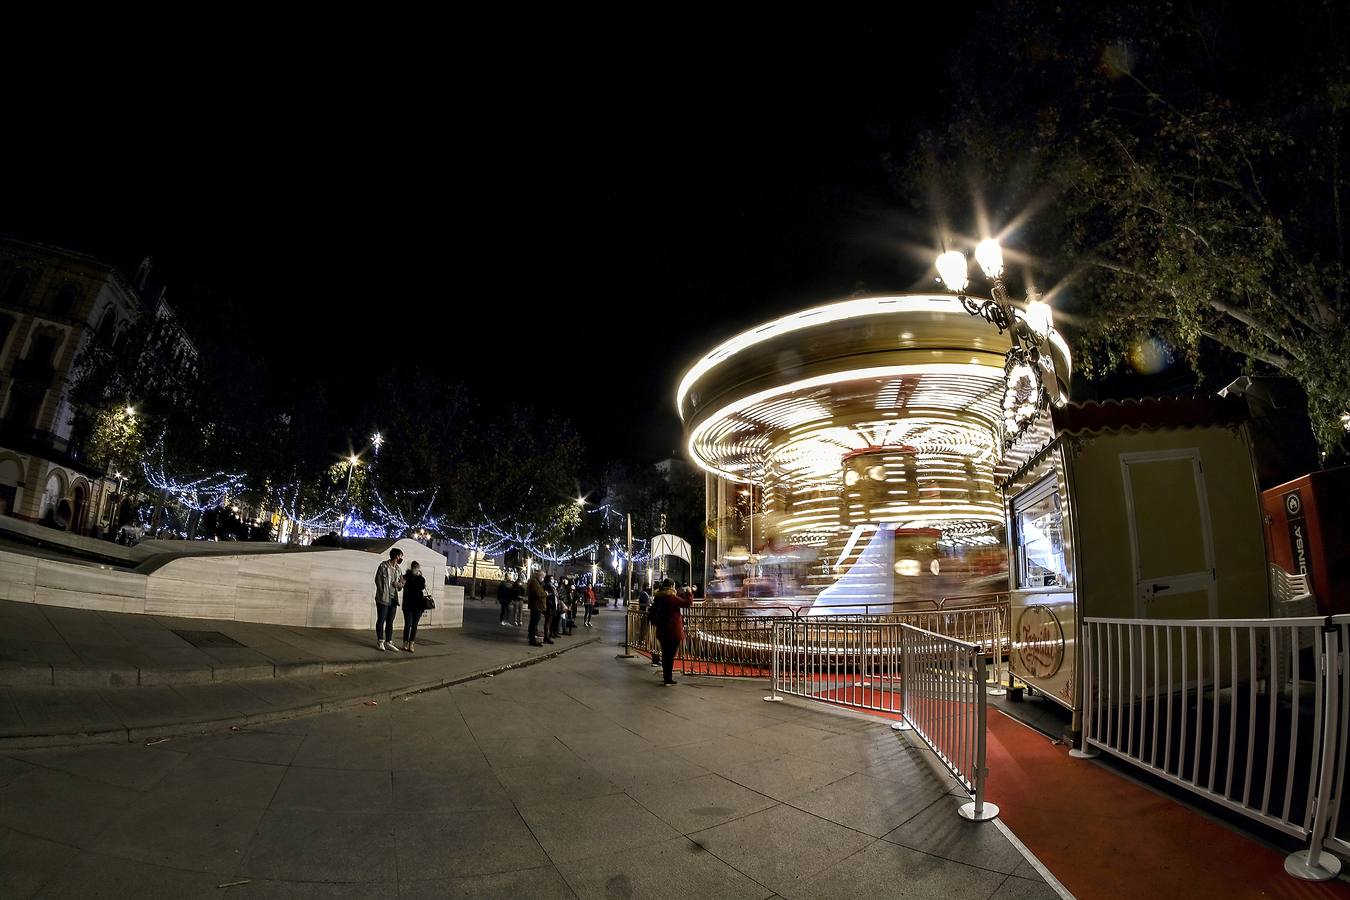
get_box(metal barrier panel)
[679,608,788,676]
[813,605,1009,690]
[1082,614,1348,881]
[631,602,1010,685]
[768,619,996,820]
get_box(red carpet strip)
[984,710,1350,899]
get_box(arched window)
[53,283,78,316]
[96,307,116,344]
[1,270,31,307]
[41,471,66,520]
[112,323,129,350]
[28,329,61,367]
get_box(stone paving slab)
[0,603,600,748]
[0,602,1064,899]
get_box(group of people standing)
[372,547,431,652]
[375,549,697,687]
[514,570,600,646]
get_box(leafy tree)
[362,367,472,535]
[901,0,1350,450]
[454,404,586,549]
[600,458,705,581]
[252,381,364,537]
[69,300,204,491]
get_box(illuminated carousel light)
[894,559,922,577]
[681,292,1071,598]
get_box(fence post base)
[958,801,999,822]
[1069,742,1100,759]
[891,720,912,731]
[987,685,1007,697]
[763,695,783,702]
[1284,850,1342,882]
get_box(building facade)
[0,236,195,534]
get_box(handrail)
[766,618,999,823]
[937,590,1011,610]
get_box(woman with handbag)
[400,561,429,652]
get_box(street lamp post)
[935,238,1064,447]
[469,525,481,601]
[341,454,359,537]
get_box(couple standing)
[374,547,430,652]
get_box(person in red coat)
[650,579,693,685]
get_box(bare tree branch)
[1199,328,1295,371]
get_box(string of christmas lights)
[141,444,245,514]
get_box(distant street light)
[341,454,361,537]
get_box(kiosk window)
[1014,478,1067,589]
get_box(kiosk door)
[1121,449,1217,619]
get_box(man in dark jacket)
[497,576,514,626]
[526,569,547,647]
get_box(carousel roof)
[678,294,1071,489]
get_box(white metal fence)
[767,618,998,822]
[1082,614,1349,881]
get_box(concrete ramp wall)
[0,538,463,630]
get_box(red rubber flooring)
[985,710,1350,899]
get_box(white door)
[1120,449,1217,619]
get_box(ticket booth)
[1001,393,1313,731]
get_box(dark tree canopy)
[902,0,1350,450]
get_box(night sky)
[2,35,959,471]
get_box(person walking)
[650,578,692,685]
[583,583,596,627]
[526,569,547,647]
[373,547,405,652]
[497,576,514,626]
[544,575,559,642]
[559,583,573,636]
[400,561,428,652]
[512,575,525,626]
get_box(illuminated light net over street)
[677,294,1071,610]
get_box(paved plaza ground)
[0,603,1060,899]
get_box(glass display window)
[1013,475,1068,589]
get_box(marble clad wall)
[0,538,464,630]
[0,550,39,603]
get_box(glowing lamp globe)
[894,559,922,577]
[935,251,969,292]
[975,239,1004,279]
[1023,300,1054,338]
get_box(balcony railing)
[0,421,104,476]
